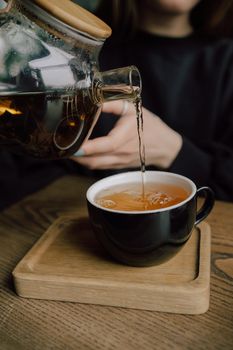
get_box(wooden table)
[0,175,232,350]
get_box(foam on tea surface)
[95,182,189,211]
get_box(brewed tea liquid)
[95,182,188,211]
[0,90,99,158]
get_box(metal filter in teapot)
[0,0,141,158]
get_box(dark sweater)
[93,31,233,201]
[0,31,233,210]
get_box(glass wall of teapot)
[0,0,141,159]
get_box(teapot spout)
[92,66,141,104]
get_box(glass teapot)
[0,0,141,158]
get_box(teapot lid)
[33,0,112,40]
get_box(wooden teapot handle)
[34,0,112,40]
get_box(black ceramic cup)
[86,171,215,267]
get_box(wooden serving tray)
[12,215,211,314]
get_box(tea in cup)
[86,171,215,266]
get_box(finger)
[74,114,136,156]
[77,136,117,156]
[72,139,142,169]
[102,100,135,116]
[71,154,130,170]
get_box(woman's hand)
[71,100,183,170]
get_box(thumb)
[102,100,135,116]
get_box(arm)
[169,137,233,201]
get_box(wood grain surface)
[12,217,211,314]
[0,175,233,350]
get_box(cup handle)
[195,186,215,225]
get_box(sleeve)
[169,48,233,202]
[169,135,233,201]
[0,151,73,210]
